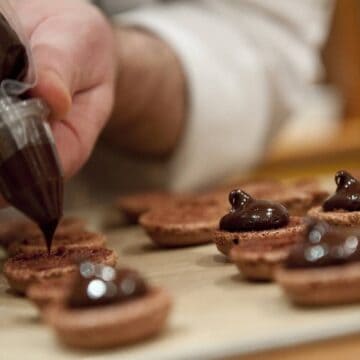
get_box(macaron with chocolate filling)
[0,216,86,249]
[7,230,106,256]
[4,247,117,294]
[230,241,294,281]
[276,221,360,306]
[218,178,327,216]
[140,202,226,247]
[308,171,360,226]
[212,189,305,256]
[44,265,172,349]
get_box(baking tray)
[1,205,360,360]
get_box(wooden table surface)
[1,204,360,360]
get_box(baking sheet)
[1,205,360,360]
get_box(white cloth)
[95,0,334,191]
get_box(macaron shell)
[276,263,360,306]
[44,287,172,349]
[308,206,360,226]
[213,217,305,256]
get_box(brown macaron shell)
[140,203,225,247]
[0,216,87,249]
[26,276,75,310]
[265,189,313,216]
[213,217,305,256]
[275,263,360,306]
[44,287,172,349]
[7,231,106,256]
[230,243,291,281]
[217,179,283,197]
[4,247,117,294]
[292,178,329,206]
[308,206,360,226]
[115,192,181,223]
[116,191,227,224]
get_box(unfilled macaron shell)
[4,247,117,294]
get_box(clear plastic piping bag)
[0,0,61,163]
[0,0,63,248]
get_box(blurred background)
[65,0,360,209]
[255,0,360,179]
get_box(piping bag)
[0,2,64,252]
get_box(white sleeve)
[114,0,334,191]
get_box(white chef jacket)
[90,0,334,191]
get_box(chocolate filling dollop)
[323,170,360,212]
[286,220,360,269]
[68,264,148,308]
[219,189,289,232]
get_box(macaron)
[115,192,181,224]
[230,242,293,281]
[4,247,117,294]
[0,216,86,249]
[212,189,305,256]
[276,221,360,306]
[140,202,225,247]
[276,262,360,306]
[26,276,75,310]
[214,217,305,256]
[7,231,106,256]
[44,266,172,349]
[307,170,360,226]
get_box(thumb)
[30,44,74,120]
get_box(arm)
[104,27,186,157]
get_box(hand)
[12,0,116,178]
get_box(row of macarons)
[0,169,358,350]
[118,170,360,306]
[0,220,172,349]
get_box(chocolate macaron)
[44,266,172,349]
[230,242,293,281]
[276,221,360,306]
[0,216,86,250]
[212,189,305,256]
[221,178,328,216]
[7,231,106,256]
[4,247,117,294]
[292,178,329,207]
[115,191,181,224]
[27,276,75,310]
[308,171,360,226]
[140,201,225,247]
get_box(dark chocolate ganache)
[286,220,360,269]
[219,189,289,232]
[67,263,148,308]
[323,170,360,212]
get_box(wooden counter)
[1,207,360,359]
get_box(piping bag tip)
[41,218,60,255]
